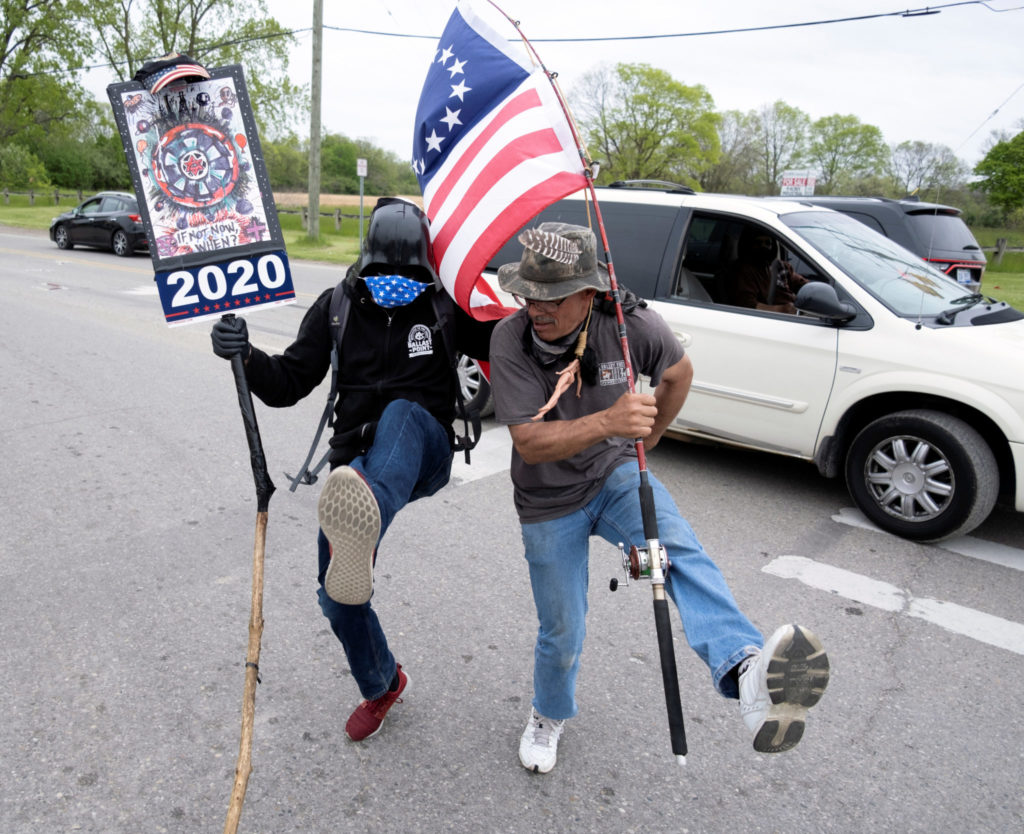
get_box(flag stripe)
[431,127,565,264]
[452,170,590,312]
[425,88,542,219]
[438,153,586,311]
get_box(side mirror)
[795,282,857,323]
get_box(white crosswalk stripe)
[832,506,1024,572]
[448,424,514,485]
[764,555,1024,656]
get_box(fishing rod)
[486,0,687,766]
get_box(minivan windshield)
[782,210,969,318]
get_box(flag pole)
[222,313,276,832]
[484,1,687,764]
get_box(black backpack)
[287,282,480,491]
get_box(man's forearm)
[509,411,612,464]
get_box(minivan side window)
[485,200,678,299]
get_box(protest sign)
[108,63,295,326]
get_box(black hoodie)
[245,277,494,467]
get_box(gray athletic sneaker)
[739,624,830,753]
[318,466,380,605]
[519,709,565,774]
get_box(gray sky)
[93,0,1024,169]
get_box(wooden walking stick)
[221,314,276,834]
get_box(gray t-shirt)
[490,304,685,523]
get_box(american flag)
[413,2,587,320]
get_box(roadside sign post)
[357,157,367,242]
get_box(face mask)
[362,274,430,308]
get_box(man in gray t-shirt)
[490,222,830,775]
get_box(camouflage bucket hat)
[497,222,610,301]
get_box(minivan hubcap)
[864,435,953,523]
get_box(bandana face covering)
[362,274,430,308]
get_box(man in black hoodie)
[211,198,494,740]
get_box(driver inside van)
[725,227,810,314]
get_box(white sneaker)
[739,624,830,753]
[318,466,380,605]
[519,709,565,773]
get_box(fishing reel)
[609,542,669,591]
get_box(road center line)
[764,555,1024,656]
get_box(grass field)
[3,193,1023,309]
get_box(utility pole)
[307,0,323,242]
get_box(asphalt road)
[1,226,1022,833]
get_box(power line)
[318,0,1006,43]
[955,79,1024,152]
[18,1,1021,79]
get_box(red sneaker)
[345,665,409,741]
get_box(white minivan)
[484,184,1024,542]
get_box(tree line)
[569,62,1022,226]
[1,3,1021,224]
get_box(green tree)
[887,140,968,201]
[974,131,1024,216]
[808,114,887,194]
[264,134,308,191]
[570,62,720,188]
[86,0,307,139]
[320,133,359,193]
[700,109,760,194]
[753,100,810,195]
[0,0,94,143]
[28,100,129,190]
[0,142,52,189]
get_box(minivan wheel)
[845,409,998,542]
[54,224,73,250]
[456,354,495,418]
[112,229,131,257]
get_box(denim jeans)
[521,460,763,721]
[316,399,453,700]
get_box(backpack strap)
[432,292,480,465]
[286,282,350,491]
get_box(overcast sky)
[92,0,1024,170]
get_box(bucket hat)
[497,222,610,301]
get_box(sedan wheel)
[54,225,73,250]
[112,229,132,257]
[845,409,998,542]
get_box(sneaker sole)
[319,468,380,605]
[753,624,830,754]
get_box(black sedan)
[49,192,149,257]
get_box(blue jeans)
[521,460,763,720]
[316,399,453,700]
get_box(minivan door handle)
[672,330,693,348]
